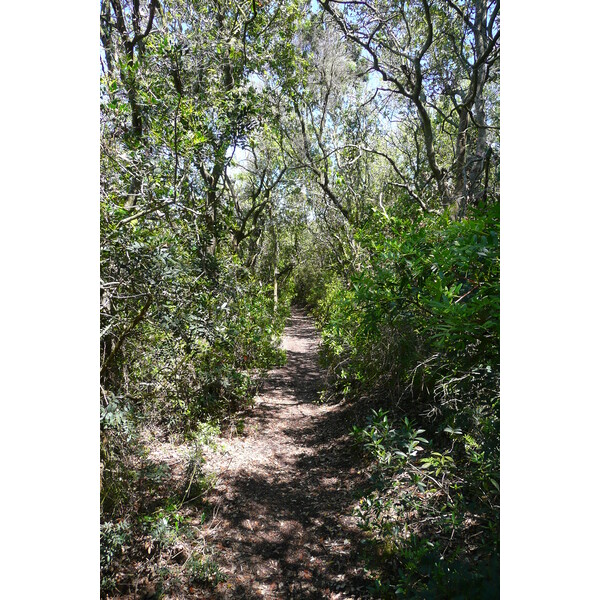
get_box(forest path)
[200,307,370,599]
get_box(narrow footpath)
[200,307,370,599]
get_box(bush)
[100,236,291,592]
[100,520,132,593]
[186,552,226,586]
[311,202,499,596]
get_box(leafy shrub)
[100,393,139,517]
[353,411,498,598]
[186,552,226,586]
[100,231,291,590]
[310,203,499,596]
[100,520,132,593]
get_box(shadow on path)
[201,307,371,599]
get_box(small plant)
[100,520,131,594]
[352,409,429,470]
[140,504,185,549]
[181,422,220,503]
[186,552,226,586]
[193,422,220,449]
[420,451,455,477]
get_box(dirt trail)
[201,307,370,599]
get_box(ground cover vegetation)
[100,0,499,596]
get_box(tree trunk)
[272,223,279,312]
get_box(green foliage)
[100,393,140,517]
[144,508,183,549]
[100,392,132,434]
[352,410,428,470]
[100,236,290,510]
[317,200,499,425]
[311,202,499,595]
[365,535,500,599]
[181,424,220,503]
[186,552,226,586]
[353,411,498,598]
[100,520,132,593]
[100,2,305,592]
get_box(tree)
[320,0,500,216]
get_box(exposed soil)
[198,307,372,599]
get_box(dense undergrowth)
[302,202,499,598]
[100,230,292,595]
